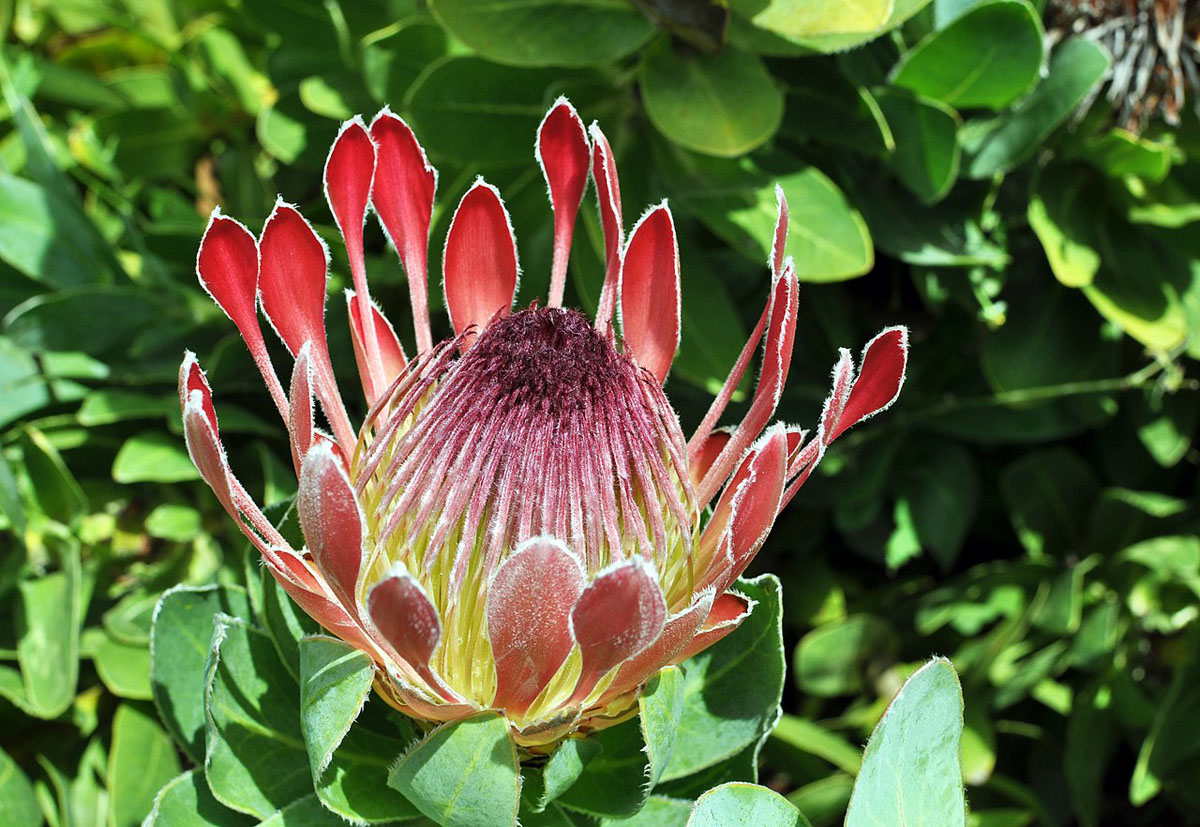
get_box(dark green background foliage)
[0,0,1197,824]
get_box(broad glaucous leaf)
[151,585,251,762]
[555,666,684,817]
[388,712,521,827]
[298,635,419,822]
[144,770,255,827]
[660,575,785,782]
[108,703,183,826]
[687,782,810,827]
[203,614,313,818]
[844,658,967,827]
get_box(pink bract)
[181,98,908,747]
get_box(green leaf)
[597,795,692,826]
[151,584,251,762]
[1028,165,1105,288]
[362,21,449,105]
[4,286,160,355]
[640,39,783,158]
[781,61,893,157]
[104,590,158,646]
[980,285,1119,395]
[1000,448,1099,557]
[875,89,960,204]
[429,0,653,67]
[6,545,83,718]
[77,390,174,426]
[258,794,350,826]
[298,635,418,822]
[94,634,153,700]
[1065,684,1118,827]
[196,27,273,115]
[112,431,199,483]
[794,614,895,697]
[891,0,1042,109]
[665,153,873,282]
[1130,635,1200,805]
[1137,391,1197,468]
[845,658,966,827]
[1078,129,1174,182]
[729,0,892,39]
[907,442,980,570]
[556,666,684,817]
[673,250,749,397]
[145,503,203,542]
[388,712,521,827]
[962,38,1110,178]
[729,0,929,55]
[144,770,255,826]
[0,449,25,538]
[19,426,87,524]
[526,738,602,813]
[108,703,182,826]
[660,574,785,782]
[0,746,41,827]
[0,175,113,289]
[688,782,809,826]
[298,73,371,120]
[1082,217,1191,353]
[769,714,862,775]
[204,614,312,818]
[406,57,601,165]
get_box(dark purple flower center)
[462,307,631,418]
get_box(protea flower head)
[180,99,907,748]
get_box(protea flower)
[1048,0,1200,130]
[180,99,907,747]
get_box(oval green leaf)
[388,712,520,827]
[844,657,967,827]
[875,89,961,204]
[729,0,892,39]
[891,0,1043,110]
[429,0,653,67]
[688,782,810,826]
[962,37,1110,178]
[640,40,783,157]
[109,703,183,826]
[299,635,419,822]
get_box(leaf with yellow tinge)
[730,0,893,38]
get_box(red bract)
[182,99,908,747]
